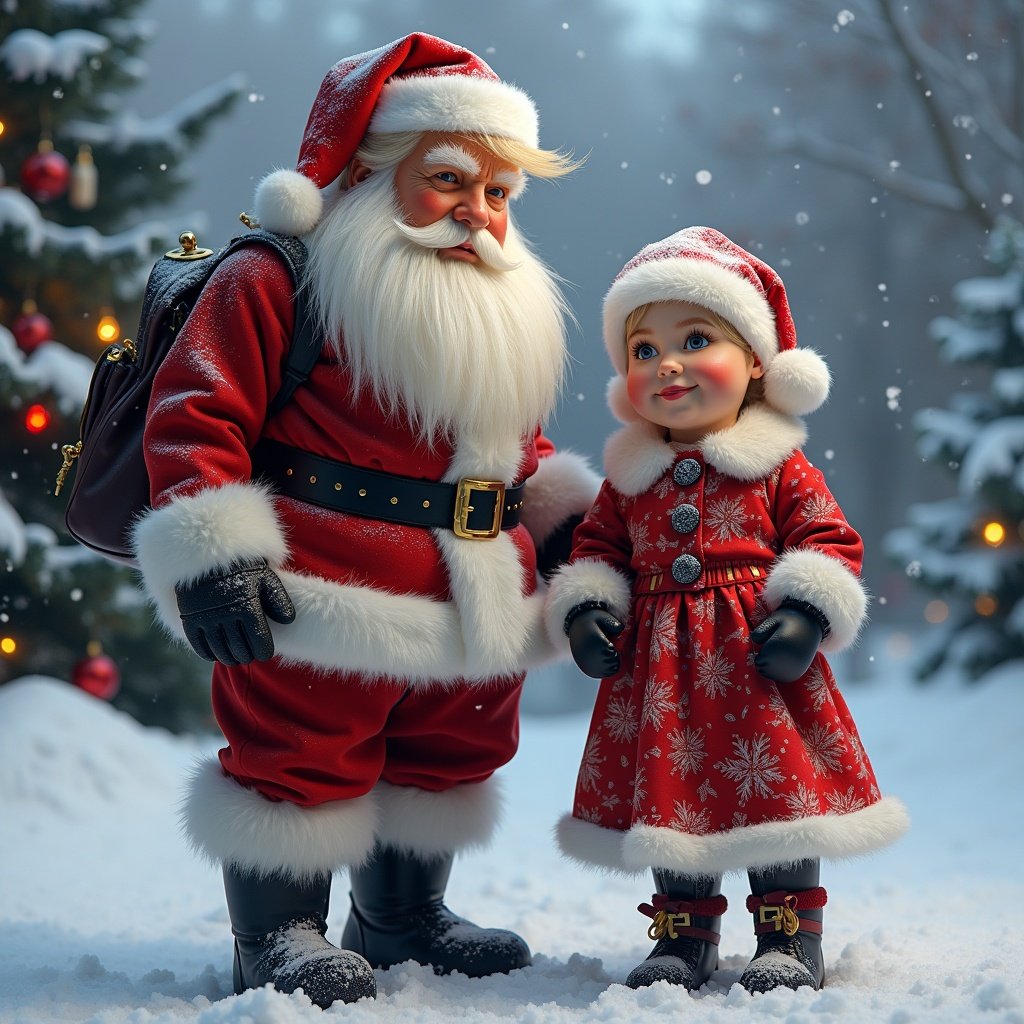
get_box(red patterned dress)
[545,405,908,875]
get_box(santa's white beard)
[305,169,568,456]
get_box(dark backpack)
[55,228,321,566]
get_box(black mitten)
[175,558,295,666]
[751,598,830,683]
[565,602,625,679]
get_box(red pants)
[211,660,523,806]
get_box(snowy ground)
[1,636,1023,1024]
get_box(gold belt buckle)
[453,478,505,540]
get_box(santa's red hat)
[603,226,830,420]
[254,33,540,236]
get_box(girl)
[545,227,908,994]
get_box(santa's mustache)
[392,215,520,273]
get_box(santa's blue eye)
[684,333,711,351]
[632,342,658,361]
[435,171,459,183]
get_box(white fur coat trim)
[519,449,601,545]
[764,547,869,653]
[603,404,807,497]
[371,73,539,149]
[544,557,633,650]
[374,778,504,858]
[133,480,559,684]
[557,796,910,876]
[181,758,379,879]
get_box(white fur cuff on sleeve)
[763,547,869,653]
[544,557,632,649]
[519,450,601,546]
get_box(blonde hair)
[624,302,766,408]
[339,130,582,187]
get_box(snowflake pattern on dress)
[667,725,708,777]
[714,733,787,806]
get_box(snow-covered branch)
[0,28,109,82]
[64,74,245,153]
[0,188,168,260]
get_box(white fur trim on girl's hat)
[602,226,830,417]
[253,33,539,236]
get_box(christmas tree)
[0,1,243,727]
[885,219,1024,683]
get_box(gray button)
[673,458,702,486]
[671,504,700,534]
[671,554,702,585]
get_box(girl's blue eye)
[684,333,711,351]
[634,342,657,361]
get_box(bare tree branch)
[876,0,995,229]
[771,127,971,213]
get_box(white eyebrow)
[493,168,528,198]
[422,144,481,177]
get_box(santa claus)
[131,34,599,1008]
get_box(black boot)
[626,870,726,990]
[223,865,377,1007]
[740,860,826,993]
[341,845,532,977]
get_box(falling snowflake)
[696,647,734,699]
[783,782,821,818]
[603,695,639,743]
[826,785,868,815]
[641,678,677,731]
[704,496,749,541]
[667,726,708,777]
[715,733,786,806]
[649,606,678,663]
[668,799,713,834]
[800,721,847,777]
[578,734,605,792]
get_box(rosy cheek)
[695,355,741,391]
[406,190,453,226]
[625,370,648,408]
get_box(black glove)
[751,598,830,683]
[565,602,625,678]
[175,558,295,666]
[535,513,583,580]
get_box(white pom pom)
[764,348,831,416]
[606,375,641,423]
[253,169,323,236]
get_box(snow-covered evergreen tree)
[885,219,1024,683]
[0,0,242,727]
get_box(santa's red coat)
[545,406,908,876]
[132,246,598,876]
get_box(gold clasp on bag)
[166,230,213,261]
[105,338,137,363]
[54,441,82,496]
[453,478,505,540]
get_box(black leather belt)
[253,438,525,540]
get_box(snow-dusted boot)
[341,845,532,976]
[740,860,827,993]
[223,865,376,1007]
[626,870,726,990]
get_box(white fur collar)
[604,404,807,495]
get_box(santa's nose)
[454,191,489,230]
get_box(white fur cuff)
[180,758,379,879]
[519,450,601,546]
[763,547,869,653]
[544,558,632,649]
[374,778,504,858]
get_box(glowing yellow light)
[975,594,998,616]
[1,637,16,655]
[0,119,6,138]
[982,521,1006,547]
[97,314,120,343]
[924,600,949,624]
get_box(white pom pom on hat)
[602,226,830,418]
[253,33,539,236]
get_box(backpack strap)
[221,229,321,420]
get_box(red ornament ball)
[71,653,121,701]
[20,148,71,202]
[11,310,54,354]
